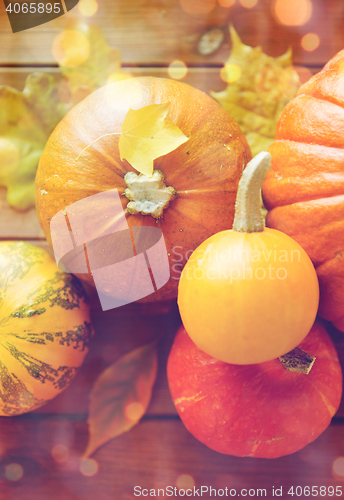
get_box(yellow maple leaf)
[119,103,189,177]
[211,26,301,156]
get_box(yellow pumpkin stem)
[233,151,316,374]
[232,151,271,233]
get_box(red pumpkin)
[262,49,344,331]
[167,321,342,458]
[35,77,251,303]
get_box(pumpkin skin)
[177,152,319,365]
[0,241,93,416]
[167,321,342,458]
[262,49,344,331]
[177,227,319,365]
[35,76,251,303]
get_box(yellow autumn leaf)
[211,26,301,156]
[119,103,189,177]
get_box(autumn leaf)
[55,18,131,106]
[0,73,68,210]
[84,342,158,458]
[1,20,129,211]
[211,26,301,156]
[119,103,189,177]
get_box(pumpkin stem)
[279,347,316,374]
[232,151,271,233]
[124,170,177,219]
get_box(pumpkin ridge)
[1,341,67,385]
[0,360,36,416]
[3,320,93,351]
[1,340,81,392]
[272,138,344,153]
[306,378,338,417]
[265,190,344,208]
[270,139,344,162]
[268,194,344,214]
[275,95,344,149]
[298,70,344,109]
[24,272,87,311]
[298,90,344,112]
[275,135,344,151]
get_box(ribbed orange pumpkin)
[0,241,93,415]
[262,49,344,331]
[35,77,251,303]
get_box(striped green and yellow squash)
[0,241,94,416]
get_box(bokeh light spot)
[333,456,344,478]
[220,63,242,83]
[168,60,188,80]
[52,444,70,464]
[217,0,236,5]
[80,458,99,477]
[78,0,98,16]
[218,0,236,7]
[272,0,312,26]
[301,33,320,52]
[52,31,90,67]
[180,0,216,15]
[176,474,195,489]
[125,402,145,421]
[240,0,258,8]
[5,463,24,482]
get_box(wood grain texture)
[0,0,343,66]
[1,418,344,500]
[0,188,45,239]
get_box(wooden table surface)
[1,1,344,499]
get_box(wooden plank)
[0,0,342,66]
[0,189,45,239]
[0,418,344,500]
[0,64,320,95]
[0,66,227,96]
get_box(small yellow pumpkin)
[178,152,319,364]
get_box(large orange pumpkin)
[35,77,251,303]
[0,241,93,415]
[262,49,344,331]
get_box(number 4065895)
[287,485,343,496]
[5,3,61,14]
